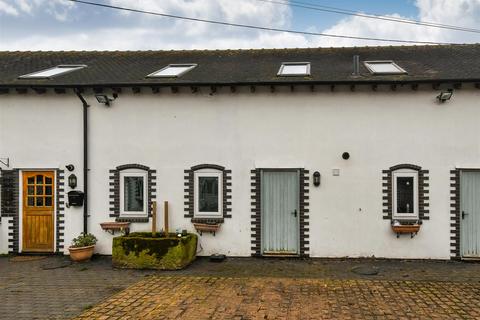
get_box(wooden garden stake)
[152,201,157,235]
[164,201,169,236]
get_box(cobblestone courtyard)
[1,256,480,319]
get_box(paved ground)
[1,255,480,319]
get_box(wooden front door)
[23,171,55,252]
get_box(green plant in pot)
[69,232,97,262]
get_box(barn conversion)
[1,44,480,259]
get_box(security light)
[95,93,118,106]
[436,90,453,103]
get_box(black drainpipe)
[75,89,89,234]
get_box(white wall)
[1,84,479,259]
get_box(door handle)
[291,209,297,217]
[462,211,469,219]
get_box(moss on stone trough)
[112,232,198,270]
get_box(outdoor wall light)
[65,164,75,171]
[95,93,118,106]
[436,89,453,103]
[342,152,350,160]
[313,171,321,187]
[68,173,77,189]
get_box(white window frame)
[364,60,407,75]
[194,169,223,218]
[146,64,197,78]
[120,169,148,217]
[277,62,311,76]
[392,169,418,219]
[19,65,87,79]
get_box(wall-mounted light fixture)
[313,171,321,187]
[342,152,350,160]
[68,173,77,189]
[95,92,118,107]
[65,164,75,172]
[436,89,453,103]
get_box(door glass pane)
[27,186,35,195]
[36,186,44,195]
[45,197,53,207]
[198,177,219,212]
[27,197,35,206]
[124,176,144,212]
[45,186,53,196]
[36,197,44,207]
[397,177,414,213]
[36,175,43,184]
[27,177,35,185]
[45,177,53,184]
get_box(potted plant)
[69,232,97,262]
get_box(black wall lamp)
[313,171,321,187]
[342,152,350,160]
[66,164,75,171]
[68,174,77,189]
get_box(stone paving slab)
[76,276,480,320]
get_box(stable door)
[23,171,55,252]
[261,170,299,255]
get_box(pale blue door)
[261,170,299,255]
[460,171,480,258]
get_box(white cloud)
[0,0,479,50]
[0,0,19,16]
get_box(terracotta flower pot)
[68,245,95,262]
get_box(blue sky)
[0,0,479,50]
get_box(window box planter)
[391,221,421,238]
[112,232,197,270]
[193,222,221,236]
[100,221,130,235]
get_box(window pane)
[45,197,53,207]
[280,64,308,75]
[45,186,53,196]
[397,177,414,213]
[27,177,35,185]
[36,175,43,184]
[198,177,219,212]
[27,197,34,206]
[36,197,44,207]
[36,186,43,195]
[45,177,53,185]
[124,176,144,212]
[27,186,35,195]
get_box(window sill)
[116,217,149,223]
[191,217,224,224]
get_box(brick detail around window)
[109,164,156,222]
[184,164,232,221]
[450,169,460,260]
[382,164,429,221]
[0,169,19,253]
[250,169,310,257]
[55,170,65,253]
[299,169,310,257]
[250,169,261,257]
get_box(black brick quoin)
[1,169,19,253]
[250,169,310,258]
[382,164,429,221]
[109,164,156,222]
[450,169,461,260]
[184,164,232,222]
[56,169,65,253]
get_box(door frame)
[260,168,301,257]
[19,169,57,253]
[458,169,480,259]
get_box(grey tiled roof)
[0,44,479,87]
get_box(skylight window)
[364,61,406,74]
[19,65,87,79]
[147,64,197,78]
[278,62,311,76]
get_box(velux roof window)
[19,65,86,79]
[277,62,311,76]
[147,64,197,78]
[364,61,406,75]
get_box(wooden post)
[152,201,157,235]
[164,201,169,236]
